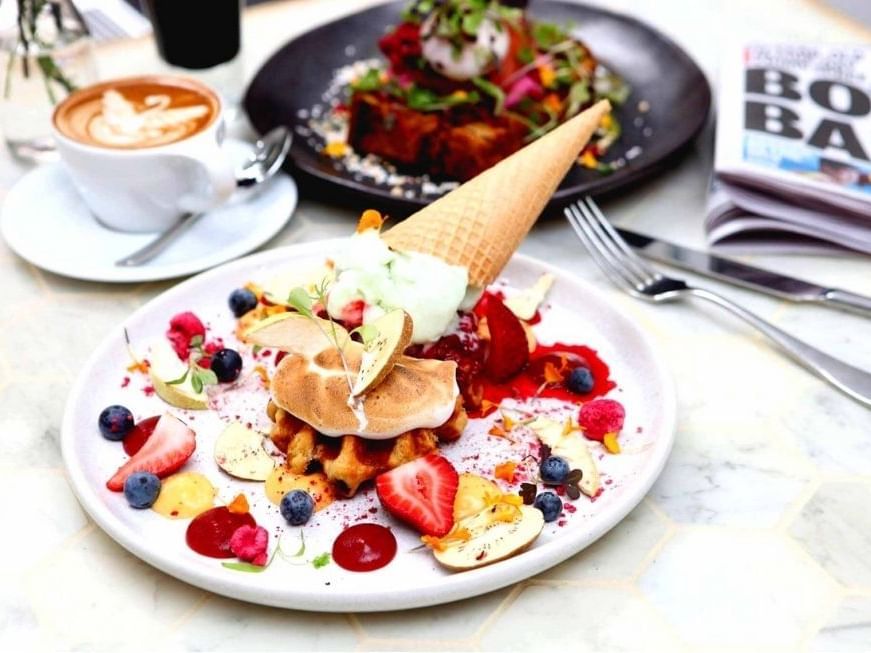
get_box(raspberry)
[166,312,206,360]
[229,525,269,566]
[578,399,626,441]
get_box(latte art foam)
[88,90,210,148]
[54,77,219,149]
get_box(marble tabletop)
[2,0,871,651]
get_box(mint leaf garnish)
[351,323,379,346]
[166,368,190,386]
[196,367,218,386]
[222,561,269,573]
[287,287,314,318]
[312,552,331,569]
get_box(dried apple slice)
[244,312,353,358]
[214,422,275,481]
[432,505,544,571]
[351,309,413,397]
[453,473,503,522]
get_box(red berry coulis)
[332,524,397,572]
[186,507,256,559]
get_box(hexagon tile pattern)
[639,529,839,649]
[789,482,871,589]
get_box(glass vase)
[1,0,98,163]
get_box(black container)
[142,0,241,70]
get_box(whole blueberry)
[533,491,563,523]
[123,472,161,509]
[98,405,134,441]
[211,348,243,383]
[280,489,315,525]
[540,456,570,485]
[566,367,594,394]
[228,288,258,317]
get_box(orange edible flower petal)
[227,494,249,514]
[480,399,500,417]
[538,64,556,88]
[501,494,523,507]
[244,282,264,300]
[253,364,270,385]
[543,92,562,112]
[495,461,518,483]
[323,141,348,158]
[543,361,563,385]
[562,418,575,436]
[126,359,150,374]
[421,527,472,552]
[500,410,516,432]
[603,432,621,454]
[488,425,508,438]
[356,209,384,233]
[579,151,598,169]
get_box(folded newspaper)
[708,43,871,254]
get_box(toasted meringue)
[271,347,459,439]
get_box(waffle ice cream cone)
[382,99,611,287]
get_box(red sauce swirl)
[332,524,397,572]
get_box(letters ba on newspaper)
[715,43,871,208]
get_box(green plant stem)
[10,0,80,104]
[3,48,16,99]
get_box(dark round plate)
[244,0,711,215]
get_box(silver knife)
[616,227,871,317]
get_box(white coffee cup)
[52,75,236,233]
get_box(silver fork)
[565,196,871,408]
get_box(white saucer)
[0,141,298,283]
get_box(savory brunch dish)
[312,0,628,188]
[95,103,642,576]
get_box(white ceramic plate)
[61,240,675,612]
[1,140,298,283]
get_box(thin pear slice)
[214,422,276,481]
[244,312,353,358]
[505,273,555,320]
[148,338,208,410]
[433,505,544,571]
[351,309,413,397]
[260,264,335,307]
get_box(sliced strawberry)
[106,414,196,491]
[123,415,160,456]
[375,453,459,537]
[484,296,530,382]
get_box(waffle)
[267,397,467,496]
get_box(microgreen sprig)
[166,334,218,393]
[285,280,379,398]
